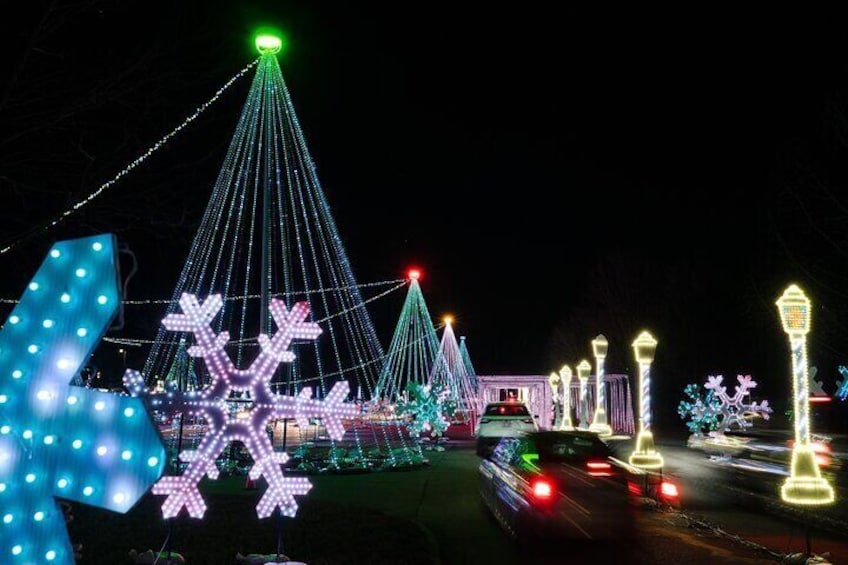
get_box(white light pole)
[629,331,663,469]
[577,360,591,429]
[548,371,561,429]
[558,365,573,430]
[589,334,612,437]
[776,284,834,505]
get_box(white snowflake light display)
[703,374,772,432]
[124,293,357,519]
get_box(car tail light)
[586,460,613,477]
[531,478,554,500]
[660,481,679,499]
[627,481,642,496]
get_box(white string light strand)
[104,322,448,387]
[0,58,260,256]
[99,280,408,347]
[0,278,405,306]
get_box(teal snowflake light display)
[0,235,165,564]
[837,366,848,402]
[376,269,439,403]
[396,383,455,439]
[677,383,721,435]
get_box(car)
[479,430,680,543]
[475,401,538,456]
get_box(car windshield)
[485,404,530,416]
[534,433,611,463]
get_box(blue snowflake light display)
[0,235,165,564]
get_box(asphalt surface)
[310,442,848,564]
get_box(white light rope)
[0,58,260,256]
[0,278,405,306]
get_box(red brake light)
[532,479,553,499]
[587,460,613,477]
[660,481,679,498]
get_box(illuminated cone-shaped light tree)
[629,331,663,469]
[577,360,591,429]
[459,336,478,393]
[589,334,613,437]
[139,32,416,468]
[376,269,439,403]
[163,338,198,392]
[558,365,574,430]
[775,285,835,505]
[429,316,478,431]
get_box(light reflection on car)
[479,431,678,542]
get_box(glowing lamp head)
[255,33,283,55]
[443,315,453,326]
[776,284,811,336]
[548,371,561,388]
[559,364,572,381]
[592,334,609,359]
[632,331,658,364]
[576,359,591,379]
[407,268,421,281]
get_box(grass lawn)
[68,470,439,564]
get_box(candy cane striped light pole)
[549,371,561,429]
[558,365,574,430]
[776,284,834,505]
[589,334,613,437]
[629,331,663,469]
[577,360,591,429]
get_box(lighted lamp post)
[577,360,591,429]
[776,285,835,505]
[629,331,663,469]
[558,365,574,430]
[549,371,561,429]
[589,334,613,437]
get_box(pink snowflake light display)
[123,293,357,519]
[704,374,772,432]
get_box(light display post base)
[781,446,835,505]
[629,430,664,470]
[589,408,613,437]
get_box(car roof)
[526,430,602,440]
[485,401,529,407]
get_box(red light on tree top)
[407,268,421,281]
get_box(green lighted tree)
[376,270,440,402]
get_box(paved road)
[311,443,848,564]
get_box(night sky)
[2,3,848,432]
